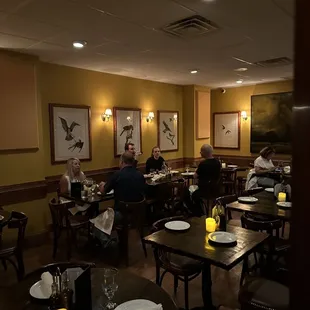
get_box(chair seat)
[69,215,89,228]
[239,278,289,310]
[160,253,203,275]
[263,237,290,253]
[0,245,16,257]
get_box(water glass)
[185,165,190,173]
[102,268,118,309]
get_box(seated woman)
[60,157,86,193]
[145,146,165,173]
[246,146,277,190]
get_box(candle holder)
[205,217,216,233]
[278,192,286,202]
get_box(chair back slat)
[7,211,28,249]
[216,194,237,207]
[241,214,282,235]
[241,187,264,196]
[49,199,76,229]
[152,215,186,232]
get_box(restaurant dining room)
[1,0,309,309]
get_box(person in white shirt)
[246,146,277,189]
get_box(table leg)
[201,263,216,310]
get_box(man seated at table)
[191,144,221,215]
[145,146,166,173]
[125,142,139,168]
[99,151,146,221]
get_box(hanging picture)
[114,107,142,157]
[213,111,240,149]
[158,111,179,152]
[49,104,92,164]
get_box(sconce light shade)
[173,114,178,120]
[241,111,248,120]
[146,111,155,122]
[101,108,113,122]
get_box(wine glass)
[84,178,94,196]
[185,165,190,173]
[102,268,118,309]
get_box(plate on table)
[238,197,258,203]
[0,215,4,221]
[29,280,52,300]
[208,231,237,244]
[170,170,179,174]
[165,220,190,231]
[144,174,153,179]
[181,172,195,176]
[227,165,238,168]
[265,188,274,193]
[277,202,292,208]
[115,299,161,310]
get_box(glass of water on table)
[102,268,118,309]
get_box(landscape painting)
[49,104,92,164]
[251,92,293,154]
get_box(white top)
[254,156,274,170]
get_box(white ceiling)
[0,0,294,88]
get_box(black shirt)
[104,166,146,209]
[145,156,165,173]
[196,158,221,190]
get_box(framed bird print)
[213,111,240,149]
[113,107,142,157]
[49,104,92,164]
[158,111,179,152]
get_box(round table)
[0,209,12,229]
[2,269,178,310]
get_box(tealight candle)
[206,217,216,233]
[278,192,286,202]
[221,162,227,168]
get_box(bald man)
[195,144,221,193]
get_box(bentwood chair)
[151,216,204,310]
[241,187,264,196]
[215,194,237,222]
[116,200,147,266]
[221,168,238,195]
[0,211,28,281]
[49,199,91,260]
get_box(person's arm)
[194,163,202,179]
[254,166,276,174]
[101,173,117,194]
[145,158,151,174]
[59,176,69,194]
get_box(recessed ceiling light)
[236,79,243,84]
[73,41,87,48]
[234,67,248,72]
[190,70,198,74]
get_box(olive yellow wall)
[40,62,184,177]
[210,80,293,156]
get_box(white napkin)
[90,208,114,235]
[136,304,163,310]
[151,174,165,182]
[189,185,198,194]
[41,272,53,297]
[284,166,291,174]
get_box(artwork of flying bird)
[162,121,172,134]
[225,130,231,135]
[120,125,134,144]
[68,139,84,152]
[222,125,226,130]
[59,117,80,141]
[167,133,175,145]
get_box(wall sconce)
[173,114,178,121]
[241,111,248,121]
[146,112,155,122]
[101,108,112,122]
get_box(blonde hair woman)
[60,158,86,194]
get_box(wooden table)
[227,191,291,220]
[146,174,185,186]
[1,269,178,310]
[144,217,269,309]
[61,192,114,204]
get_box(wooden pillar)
[291,0,310,308]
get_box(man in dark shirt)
[99,151,146,210]
[124,142,138,168]
[145,146,165,173]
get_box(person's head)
[200,144,213,159]
[120,151,135,168]
[151,146,161,160]
[124,142,135,155]
[65,157,81,179]
[260,146,275,160]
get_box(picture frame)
[113,107,142,157]
[49,103,92,164]
[213,111,240,149]
[158,110,179,152]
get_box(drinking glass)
[84,178,94,196]
[102,268,118,309]
[185,165,190,173]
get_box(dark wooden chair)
[237,176,247,196]
[240,215,289,285]
[215,194,237,221]
[0,211,28,281]
[49,199,91,261]
[151,216,204,310]
[116,200,147,266]
[241,187,264,196]
[199,178,221,216]
[221,168,238,195]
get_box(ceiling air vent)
[254,57,293,67]
[161,15,218,38]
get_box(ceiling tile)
[0,32,38,49]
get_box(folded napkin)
[41,272,53,297]
[136,304,163,310]
[90,208,114,235]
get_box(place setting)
[238,196,258,204]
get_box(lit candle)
[278,192,286,202]
[206,217,216,232]
[221,162,226,168]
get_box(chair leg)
[140,237,147,258]
[282,221,286,238]
[2,259,7,271]
[184,276,189,310]
[174,275,178,295]
[52,229,59,259]
[67,229,72,261]
[240,256,249,287]
[15,251,25,281]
